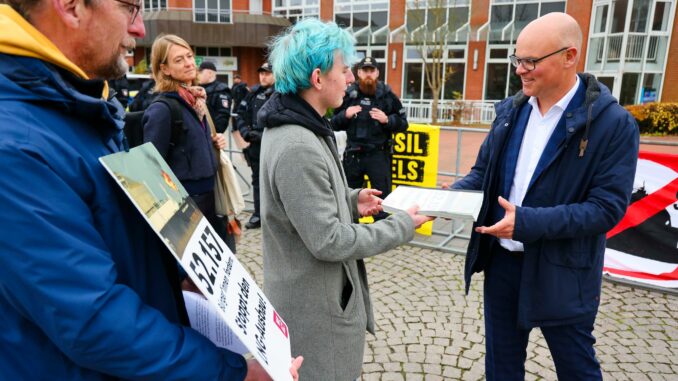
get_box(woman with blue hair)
[258,19,431,380]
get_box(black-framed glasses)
[114,0,141,23]
[509,47,570,71]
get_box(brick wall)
[566,0,593,72]
[662,8,678,102]
[233,46,267,86]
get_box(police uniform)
[331,57,408,220]
[230,76,249,120]
[199,61,232,133]
[108,75,130,109]
[235,62,274,229]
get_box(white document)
[100,143,292,381]
[183,290,248,355]
[382,185,484,221]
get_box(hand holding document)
[382,185,484,221]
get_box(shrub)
[624,102,678,135]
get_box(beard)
[358,78,377,96]
[81,39,134,80]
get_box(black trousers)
[484,244,601,380]
[343,149,391,221]
[244,144,261,218]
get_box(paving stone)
[234,213,678,381]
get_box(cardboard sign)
[100,143,292,381]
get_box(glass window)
[353,12,369,29]
[371,11,387,30]
[594,5,609,33]
[443,63,465,100]
[485,63,509,100]
[335,13,351,28]
[407,9,425,32]
[448,49,464,59]
[427,8,446,32]
[404,63,423,99]
[515,3,538,27]
[629,0,649,33]
[196,47,207,56]
[490,4,513,28]
[640,73,661,103]
[490,4,513,42]
[195,0,230,23]
[371,50,386,59]
[620,72,639,105]
[540,1,565,16]
[208,47,219,56]
[407,48,422,59]
[489,48,508,59]
[447,6,469,33]
[653,2,670,31]
[611,0,628,33]
[597,77,615,93]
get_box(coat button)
[568,127,574,132]
[566,112,573,117]
[504,123,509,126]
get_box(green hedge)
[624,103,678,135]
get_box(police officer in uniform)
[331,57,408,220]
[230,74,249,120]
[108,74,130,109]
[236,62,275,229]
[198,61,232,133]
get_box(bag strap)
[153,96,185,147]
[204,108,223,170]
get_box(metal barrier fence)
[226,124,677,255]
[225,124,676,293]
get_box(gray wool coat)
[260,124,415,380]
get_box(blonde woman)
[143,34,235,253]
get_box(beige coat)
[260,124,414,380]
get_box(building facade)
[133,0,677,106]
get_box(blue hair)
[269,18,357,94]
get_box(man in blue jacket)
[452,13,639,380]
[0,1,300,380]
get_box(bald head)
[519,12,582,62]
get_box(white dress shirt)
[500,76,580,252]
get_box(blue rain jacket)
[0,52,247,380]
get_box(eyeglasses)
[509,47,570,71]
[114,0,141,23]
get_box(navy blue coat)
[454,73,639,328]
[0,53,246,380]
[143,93,218,195]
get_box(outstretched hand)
[406,205,434,228]
[475,196,515,239]
[357,188,383,217]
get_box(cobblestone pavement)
[234,213,678,381]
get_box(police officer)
[230,74,249,120]
[128,78,156,112]
[109,74,130,109]
[236,62,275,229]
[331,56,408,220]
[198,61,232,133]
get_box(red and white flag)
[604,151,678,289]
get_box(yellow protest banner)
[359,123,440,235]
